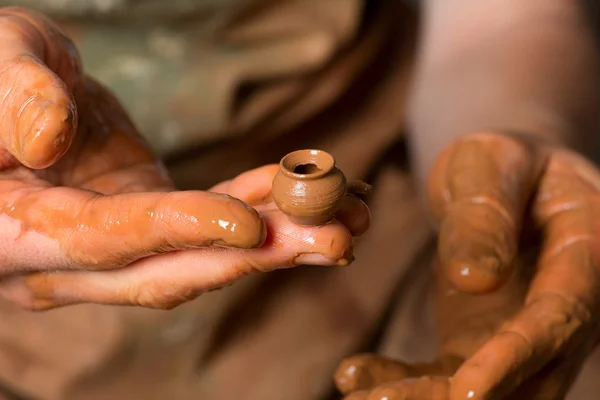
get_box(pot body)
[272,167,347,226]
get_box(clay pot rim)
[279,149,335,180]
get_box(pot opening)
[293,163,322,174]
[280,149,335,180]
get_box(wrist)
[408,0,599,188]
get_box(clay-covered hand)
[334,131,600,399]
[0,7,370,311]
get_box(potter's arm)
[407,0,600,187]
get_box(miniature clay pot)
[272,149,347,226]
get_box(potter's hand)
[0,8,370,310]
[428,131,598,400]
[334,131,600,399]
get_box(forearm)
[408,0,600,185]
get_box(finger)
[0,207,354,310]
[336,354,414,394]
[0,182,266,272]
[335,194,371,237]
[509,357,582,400]
[343,391,369,400]
[0,8,81,90]
[0,7,82,168]
[212,164,371,236]
[346,180,373,199]
[450,151,599,400]
[355,377,450,400]
[428,132,544,294]
[210,164,280,206]
[335,354,461,394]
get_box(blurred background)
[0,1,596,399]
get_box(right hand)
[334,132,600,399]
[0,7,370,311]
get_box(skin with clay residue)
[428,132,546,295]
[0,60,267,270]
[0,184,266,268]
[334,132,600,399]
[0,7,371,311]
[0,9,81,170]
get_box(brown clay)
[272,149,358,226]
[272,149,346,225]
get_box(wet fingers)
[0,183,266,272]
[450,153,600,399]
[0,208,354,310]
[212,164,371,236]
[335,194,371,237]
[429,132,545,294]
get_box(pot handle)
[346,180,372,200]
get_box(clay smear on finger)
[0,9,82,168]
[0,186,266,270]
[429,132,542,293]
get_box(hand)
[333,132,600,399]
[0,7,370,311]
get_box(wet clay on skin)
[272,149,371,226]
[336,134,600,400]
[0,9,267,271]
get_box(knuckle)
[464,194,515,227]
[529,291,592,327]
[544,234,591,259]
[0,276,59,311]
[17,299,57,312]
[497,328,534,354]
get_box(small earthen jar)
[272,149,347,226]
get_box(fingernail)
[18,95,74,169]
[292,253,354,266]
[444,256,507,294]
[336,256,354,266]
[223,195,266,248]
[292,253,331,266]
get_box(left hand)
[333,132,600,399]
[0,7,371,311]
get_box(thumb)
[0,8,82,169]
[427,132,546,294]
